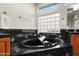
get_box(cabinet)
[0,39,5,56]
[0,37,10,56]
[71,34,79,56]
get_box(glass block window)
[38,13,60,33]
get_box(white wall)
[67,3,79,29]
[60,4,67,29]
[0,3,36,29]
[74,11,79,29]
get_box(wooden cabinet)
[71,34,79,56]
[0,37,10,56]
[0,39,5,56]
[3,38,10,56]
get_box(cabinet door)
[71,34,79,56]
[3,37,10,56]
[0,39,5,56]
